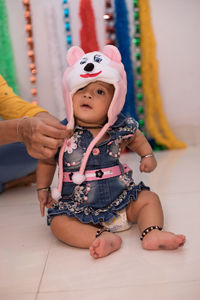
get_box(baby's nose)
[83,92,92,99]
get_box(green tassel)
[0,0,18,94]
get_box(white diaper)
[101,208,132,233]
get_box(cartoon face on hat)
[51,45,127,200]
[62,45,127,129]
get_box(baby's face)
[72,81,114,127]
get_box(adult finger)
[33,121,67,140]
[36,118,73,140]
[31,133,64,150]
[26,131,63,152]
[27,144,59,159]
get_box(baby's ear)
[103,45,121,63]
[66,46,85,66]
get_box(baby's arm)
[36,157,56,216]
[126,129,157,173]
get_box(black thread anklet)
[140,225,162,241]
[96,227,111,238]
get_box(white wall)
[149,0,200,145]
[5,0,200,145]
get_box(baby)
[37,45,185,259]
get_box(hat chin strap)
[51,122,111,200]
[51,138,69,201]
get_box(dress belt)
[63,164,132,182]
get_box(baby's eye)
[94,55,102,63]
[97,89,105,95]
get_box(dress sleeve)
[0,74,47,120]
[119,117,139,140]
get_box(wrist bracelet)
[37,187,51,192]
[140,153,153,162]
[16,116,29,137]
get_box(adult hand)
[18,112,71,159]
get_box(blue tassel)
[114,0,137,120]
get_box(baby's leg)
[50,215,122,258]
[126,190,186,250]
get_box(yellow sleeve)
[0,74,47,120]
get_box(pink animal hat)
[52,45,127,200]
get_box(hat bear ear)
[103,45,121,63]
[66,46,85,66]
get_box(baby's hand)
[140,154,157,173]
[37,188,56,216]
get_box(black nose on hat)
[84,63,94,72]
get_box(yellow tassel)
[139,0,186,149]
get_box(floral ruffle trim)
[109,117,138,141]
[47,181,149,226]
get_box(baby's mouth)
[81,103,92,109]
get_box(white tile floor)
[0,146,200,300]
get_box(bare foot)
[142,229,186,250]
[89,232,122,259]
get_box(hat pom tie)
[51,187,62,201]
[72,173,85,185]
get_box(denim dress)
[47,113,149,225]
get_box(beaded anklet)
[140,225,162,241]
[96,227,110,238]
